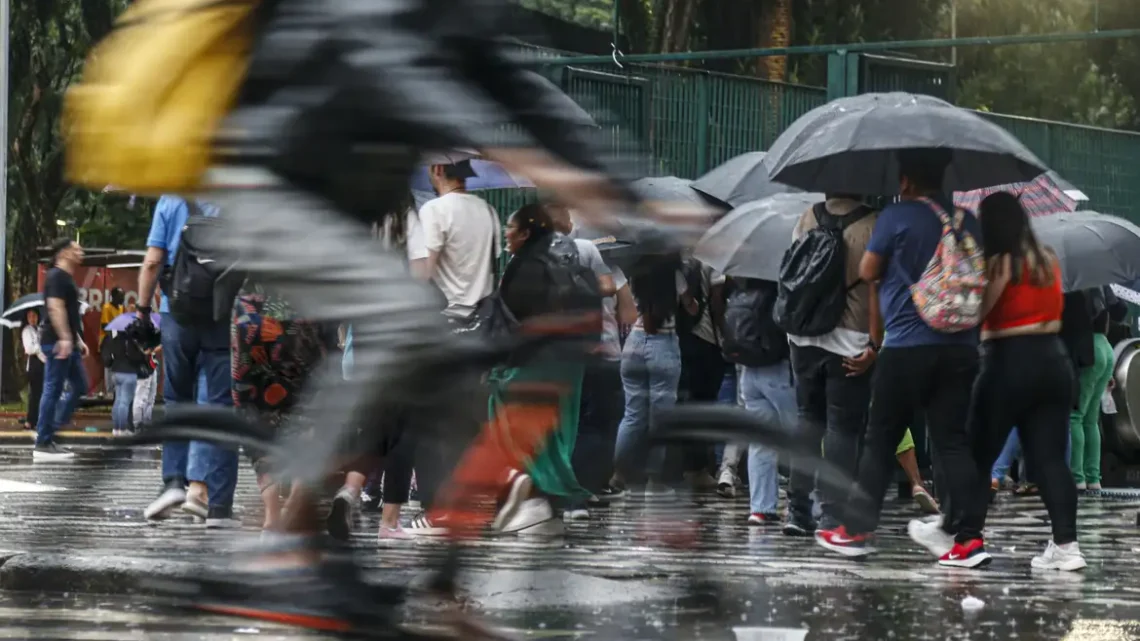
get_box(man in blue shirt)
[816,149,987,567]
[137,195,239,528]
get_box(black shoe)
[205,506,241,530]
[327,490,357,542]
[598,485,627,500]
[782,517,817,537]
[32,442,76,461]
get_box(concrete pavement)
[0,445,1139,639]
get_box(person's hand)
[843,347,877,377]
[55,339,73,359]
[79,341,90,358]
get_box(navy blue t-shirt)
[866,196,982,348]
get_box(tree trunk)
[757,0,793,81]
[655,0,699,53]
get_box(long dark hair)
[630,252,683,332]
[979,191,1054,286]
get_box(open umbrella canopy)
[410,158,534,192]
[692,193,824,281]
[1033,211,1140,292]
[954,170,1087,217]
[1,294,90,328]
[104,311,162,332]
[764,92,1048,195]
[630,176,720,208]
[691,151,801,208]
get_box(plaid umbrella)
[954,170,1087,217]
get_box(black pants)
[26,359,44,428]
[674,334,727,476]
[968,334,1077,544]
[842,345,979,540]
[788,344,871,527]
[571,360,623,496]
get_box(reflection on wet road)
[0,447,1138,639]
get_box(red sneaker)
[815,525,876,558]
[938,538,992,568]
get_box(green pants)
[1069,333,1114,485]
[488,363,589,500]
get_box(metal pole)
[541,28,1140,66]
[0,0,9,404]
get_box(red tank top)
[983,261,1063,332]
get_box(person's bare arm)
[616,285,637,325]
[859,252,885,284]
[868,283,884,349]
[596,274,616,298]
[409,258,430,280]
[138,247,167,308]
[423,251,441,281]
[981,254,1012,320]
[45,297,74,358]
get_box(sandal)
[1014,483,1039,496]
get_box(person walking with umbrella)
[35,238,90,461]
[815,149,990,566]
[21,309,46,431]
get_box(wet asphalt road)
[0,446,1139,639]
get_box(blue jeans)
[991,429,1020,481]
[614,330,682,480]
[36,348,88,447]
[714,367,739,465]
[111,372,138,431]
[742,361,797,515]
[160,313,238,511]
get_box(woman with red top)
[966,192,1084,571]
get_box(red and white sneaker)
[747,513,778,526]
[938,538,992,568]
[815,526,876,558]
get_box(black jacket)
[101,333,153,379]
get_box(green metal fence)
[481,46,1140,224]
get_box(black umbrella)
[691,151,801,208]
[0,293,91,328]
[765,92,1048,195]
[693,193,823,281]
[1,294,46,329]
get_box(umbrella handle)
[611,42,625,69]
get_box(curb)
[0,553,203,595]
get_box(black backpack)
[542,234,605,340]
[774,203,872,337]
[164,202,242,326]
[676,258,706,336]
[721,279,788,367]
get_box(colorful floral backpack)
[910,198,987,332]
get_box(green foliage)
[954,0,1136,129]
[7,0,133,295]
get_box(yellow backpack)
[64,0,259,194]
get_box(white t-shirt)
[419,192,501,319]
[405,209,428,263]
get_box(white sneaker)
[144,487,187,521]
[491,470,532,532]
[908,518,954,559]
[405,511,449,537]
[1031,541,1087,571]
[205,516,242,530]
[499,498,557,534]
[563,508,590,521]
[32,443,77,462]
[181,496,208,520]
[716,466,737,499]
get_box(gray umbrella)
[1032,211,1140,292]
[631,176,718,207]
[692,193,824,281]
[765,92,1048,195]
[691,152,801,208]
